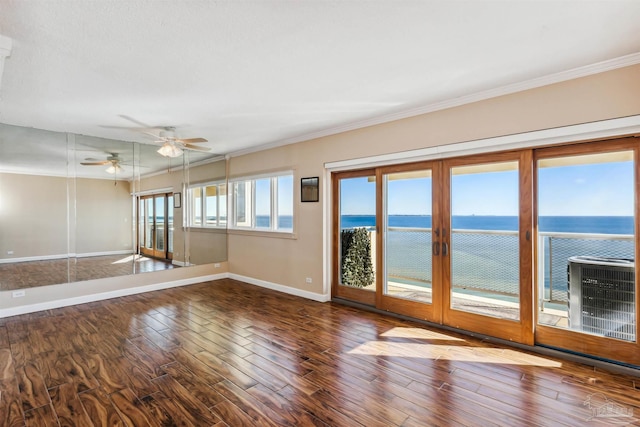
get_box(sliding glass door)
[443,152,533,343]
[138,193,173,260]
[379,162,443,322]
[332,138,639,364]
[535,139,638,363]
[333,170,378,305]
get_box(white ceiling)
[0,0,639,158]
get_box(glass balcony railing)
[380,227,634,305]
[538,231,634,304]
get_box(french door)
[138,193,173,260]
[333,151,533,343]
[441,151,533,344]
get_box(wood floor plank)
[193,350,258,390]
[50,353,99,393]
[104,355,159,400]
[110,387,160,427]
[49,382,94,426]
[24,403,58,427]
[85,353,129,395]
[15,362,50,412]
[161,361,225,408]
[214,379,302,427]
[0,348,14,381]
[0,377,25,427]
[243,352,318,396]
[168,347,226,386]
[217,352,289,392]
[211,398,268,427]
[150,374,220,425]
[247,383,332,427]
[77,388,126,427]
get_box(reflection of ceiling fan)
[151,126,210,158]
[80,153,123,174]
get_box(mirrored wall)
[0,123,227,291]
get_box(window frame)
[186,180,227,229]
[229,170,295,234]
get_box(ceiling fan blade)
[183,144,211,152]
[118,115,155,129]
[178,137,208,144]
[80,161,110,166]
[140,131,162,140]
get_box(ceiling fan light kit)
[157,142,184,157]
[105,163,123,174]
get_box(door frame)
[533,138,640,364]
[441,150,534,345]
[332,168,378,306]
[377,160,444,324]
[137,192,173,260]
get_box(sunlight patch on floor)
[112,254,151,264]
[347,340,562,367]
[380,327,465,341]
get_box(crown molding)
[229,52,640,159]
[325,114,640,171]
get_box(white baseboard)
[229,273,331,302]
[0,253,69,264]
[0,273,227,318]
[0,272,330,318]
[0,250,134,264]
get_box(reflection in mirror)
[0,122,227,292]
[0,124,70,288]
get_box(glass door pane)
[333,172,377,305]
[449,161,520,320]
[383,169,433,304]
[144,198,152,250]
[155,196,165,254]
[537,151,635,342]
[168,193,174,256]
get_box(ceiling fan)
[102,116,212,158]
[151,126,211,158]
[80,153,123,174]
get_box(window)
[230,171,294,232]
[187,181,227,228]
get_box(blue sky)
[340,161,634,216]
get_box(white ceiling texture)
[0,0,639,177]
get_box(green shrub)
[340,228,374,288]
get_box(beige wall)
[0,173,133,261]
[0,173,68,260]
[76,177,133,254]
[227,64,640,296]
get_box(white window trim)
[229,170,295,235]
[187,180,227,229]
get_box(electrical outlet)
[305,277,312,284]
[7,250,13,255]
[214,263,221,268]
[12,290,25,298]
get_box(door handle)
[442,242,448,257]
[433,241,440,256]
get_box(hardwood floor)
[0,255,175,291]
[1,278,639,426]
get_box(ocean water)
[338,215,635,301]
[340,214,634,234]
